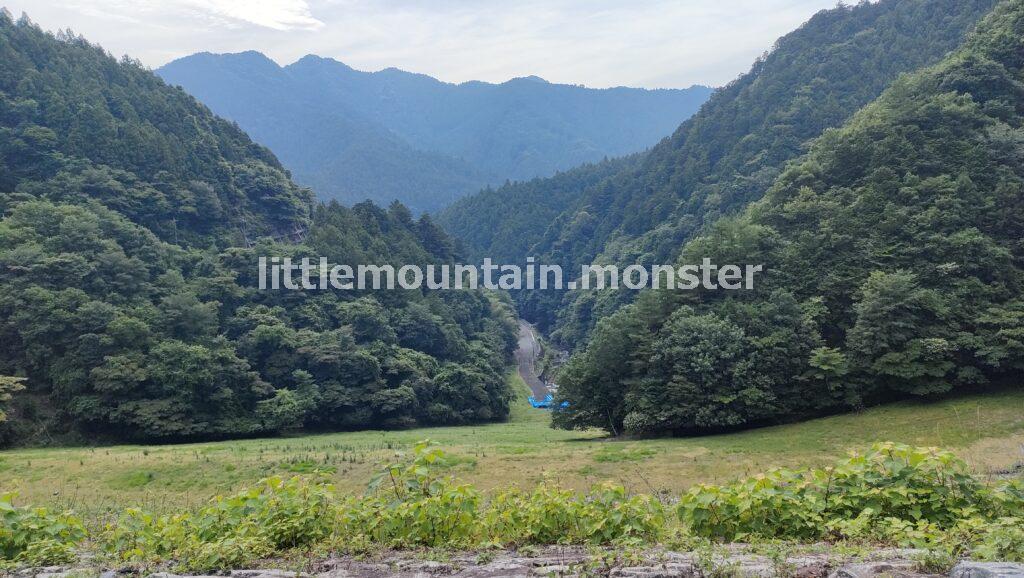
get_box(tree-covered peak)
[0,12,313,247]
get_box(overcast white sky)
[4,0,843,88]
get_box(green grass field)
[1,373,1022,517]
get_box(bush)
[971,518,1024,562]
[676,443,1015,542]
[0,492,86,566]
[481,481,664,546]
[105,476,334,569]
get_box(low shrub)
[104,476,334,569]
[0,492,86,567]
[481,481,664,545]
[341,440,481,547]
[676,442,1023,544]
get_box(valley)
[1,0,1024,570]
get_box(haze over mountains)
[156,52,713,214]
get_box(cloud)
[181,0,323,30]
[8,0,839,87]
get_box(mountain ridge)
[156,52,713,213]
[440,0,1001,348]
[170,50,709,91]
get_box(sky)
[4,0,843,89]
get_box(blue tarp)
[527,394,569,409]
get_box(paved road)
[515,320,548,399]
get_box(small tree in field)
[0,376,26,422]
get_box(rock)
[866,550,927,561]
[148,573,220,578]
[231,571,305,578]
[663,562,698,576]
[788,556,831,578]
[951,562,1024,578]
[26,567,87,578]
[10,548,1024,578]
[731,554,775,577]
[462,560,531,577]
[829,562,919,578]
[611,565,688,577]
[532,565,571,576]
[316,562,394,578]
[393,560,455,574]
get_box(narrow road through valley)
[515,320,548,399]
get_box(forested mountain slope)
[441,0,999,347]
[157,52,712,214]
[0,12,517,444]
[438,155,639,266]
[0,18,312,247]
[554,0,1024,436]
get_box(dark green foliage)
[0,13,517,443]
[156,52,712,214]
[0,196,517,441]
[555,0,1024,435]
[444,0,998,348]
[439,156,637,265]
[0,16,312,246]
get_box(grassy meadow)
[1,373,1022,517]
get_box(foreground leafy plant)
[677,442,1024,554]
[6,441,1024,571]
[0,492,86,567]
[104,476,335,570]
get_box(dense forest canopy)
[156,52,712,214]
[441,0,1000,349]
[553,0,1024,436]
[0,11,517,444]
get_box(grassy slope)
[1,374,1022,516]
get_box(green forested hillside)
[554,0,1024,436]
[0,19,311,246]
[442,0,999,348]
[439,155,638,265]
[0,12,517,444]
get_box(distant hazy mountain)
[157,52,712,213]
